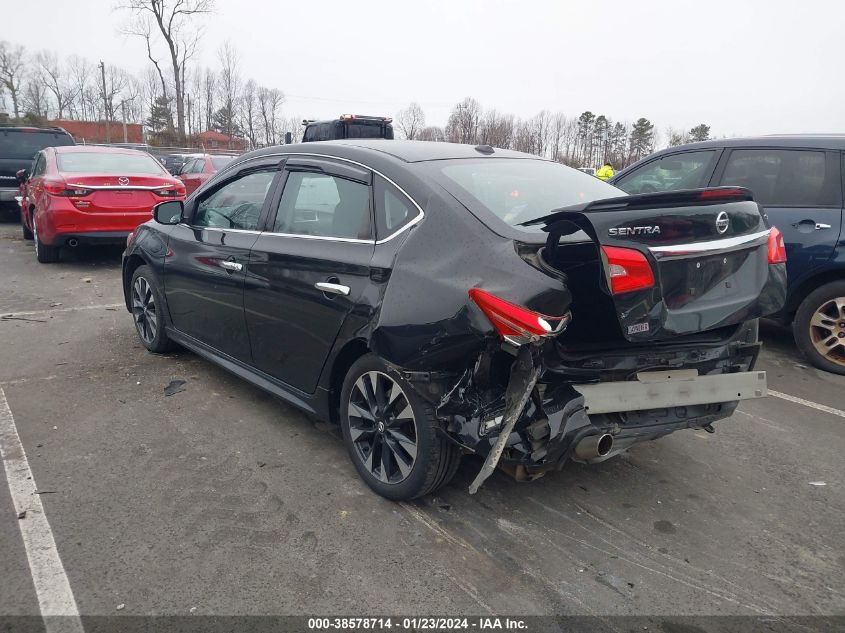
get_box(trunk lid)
[529,187,787,342]
[60,173,180,213]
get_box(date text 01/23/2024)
[307,617,528,630]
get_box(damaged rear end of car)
[368,159,786,494]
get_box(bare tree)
[121,0,214,141]
[215,41,240,140]
[240,78,258,148]
[36,51,76,119]
[23,78,49,118]
[201,66,216,131]
[395,102,425,140]
[0,41,27,118]
[418,126,446,142]
[446,97,481,144]
[257,86,284,145]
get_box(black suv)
[611,135,845,374]
[0,127,75,211]
[302,115,394,142]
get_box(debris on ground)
[82,277,93,283]
[17,511,26,519]
[116,604,125,611]
[164,379,187,396]
[809,481,827,486]
[1,315,48,323]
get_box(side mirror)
[153,200,183,225]
[15,169,29,184]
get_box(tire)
[794,280,845,375]
[340,353,461,500]
[130,265,175,353]
[33,218,59,263]
[21,220,33,240]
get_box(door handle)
[315,281,350,296]
[219,260,243,272]
[815,223,832,230]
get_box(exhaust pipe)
[67,238,79,248]
[574,433,613,461]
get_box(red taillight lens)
[44,179,91,197]
[601,246,655,295]
[469,288,569,339]
[155,186,185,198]
[43,179,67,195]
[768,227,786,264]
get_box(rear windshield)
[211,156,234,170]
[427,158,623,232]
[0,130,74,160]
[57,152,166,175]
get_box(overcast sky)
[8,0,845,137]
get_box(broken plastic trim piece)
[468,344,542,494]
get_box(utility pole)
[98,61,110,143]
[121,100,128,144]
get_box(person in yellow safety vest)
[596,162,614,181]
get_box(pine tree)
[689,123,711,142]
[628,118,655,162]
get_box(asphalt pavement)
[0,219,842,629]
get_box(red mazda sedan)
[21,146,185,263]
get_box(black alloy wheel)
[340,354,461,500]
[130,265,175,353]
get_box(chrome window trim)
[181,224,262,235]
[222,151,425,244]
[649,229,771,259]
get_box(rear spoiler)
[523,187,755,229]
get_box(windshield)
[211,156,235,170]
[0,131,74,160]
[57,152,166,175]
[428,158,623,232]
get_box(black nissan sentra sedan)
[122,140,787,500]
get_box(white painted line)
[0,388,84,633]
[1,303,123,319]
[769,389,845,419]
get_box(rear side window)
[274,171,371,240]
[191,159,206,173]
[614,150,718,195]
[720,149,838,207]
[374,175,418,239]
[57,152,165,175]
[194,170,275,230]
[0,131,74,160]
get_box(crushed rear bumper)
[421,320,763,491]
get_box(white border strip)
[0,388,83,632]
[769,389,845,419]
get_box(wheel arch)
[785,268,845,322]
[326,338,370,424]
[123,253,152,311]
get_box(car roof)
[239,139,538,164]
[652,134,845,153]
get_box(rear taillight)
[601,246,655,295]
[469,288,570,342]
[768,227,786,264]
[155,186,184,198]
[44,179,91,197]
